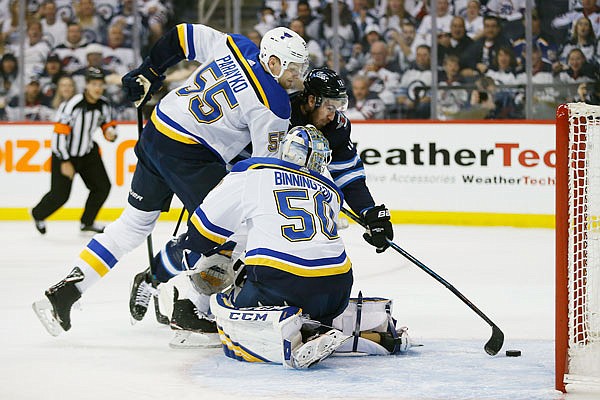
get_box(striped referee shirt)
[51,93,115,160]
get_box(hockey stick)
[341,207,504,356]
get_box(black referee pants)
[32,143,111,226]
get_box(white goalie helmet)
[259,27,309,79]
[280,125,331,174]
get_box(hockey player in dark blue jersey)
[290,67,393,253]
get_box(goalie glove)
[362,205,393,253]
[183,250,234,295]
[121,57,165,108]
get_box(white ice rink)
[0,220,594,399]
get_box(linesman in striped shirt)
[31,67,117,234]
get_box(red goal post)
[556,103,600,393]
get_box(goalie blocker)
[210,293,411,369]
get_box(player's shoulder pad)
[227,34,290,120]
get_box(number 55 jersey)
[149,24,291,163]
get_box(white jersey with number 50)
[150,24,290,163]
[189,157,351,279]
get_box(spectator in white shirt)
[358,40,401,106]
[346,74,386,119]
[53,22,89,74]
[463,0,483,40]
[39,0,68,48]
[10,20,51,78]
[416,0,453,46]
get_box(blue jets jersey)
[290,93,375,214]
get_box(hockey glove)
[362,205,393,253]
[121,57,165,108]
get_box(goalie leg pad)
[210,293,304,365]
[332,297,410,355]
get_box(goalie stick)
[341,207,504,356]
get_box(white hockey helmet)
[280,125,331,174]
[259,27,309,79]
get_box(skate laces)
[135,280,158,307]
[192,304,213,322]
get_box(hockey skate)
[32,267,84,336]
[291,329,351,369]
[170,297,217,333]
[129,267,158,323]
[169,291,219,349]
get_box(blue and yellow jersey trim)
[176,24,196,60]
[190,208,233,245]
[233,158,344,205]
[79,239,118,277]
[245,248,351,277]
[150,108,226,164]
[226,34,290,119]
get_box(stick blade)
[484,325,504,355]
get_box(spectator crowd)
[2,0,600,121]
[0,0,169,121]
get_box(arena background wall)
[0,120,555,227]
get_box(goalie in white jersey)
[165,125,353,367]
[32,24,309,336]
[151,126,410,366]
[184,124,352,325]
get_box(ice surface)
[0,220,594,399]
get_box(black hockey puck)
[506,350,521,357]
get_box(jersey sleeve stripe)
[328,155,361,171]
[190,210,233,245]
[333,169,367,188]
[225,36,269,108]
[176,24,188,57]
[185,24,196,59]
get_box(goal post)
[555,103,600,393]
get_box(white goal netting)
[565,103,600,385]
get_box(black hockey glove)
[121,57,165,107]
[362,205,393,253]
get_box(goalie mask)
[280,125,331,174]
[259,27,309,79]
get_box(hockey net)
[556,103,600,393]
